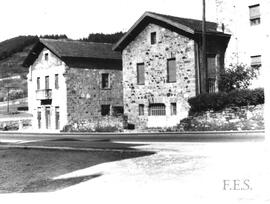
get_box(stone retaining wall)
[178,104,264,131]
[62,116,124,132]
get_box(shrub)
[188,88,264,113]
[219,63,258,92]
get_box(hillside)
[0,36,38,103]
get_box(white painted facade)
[27,48,68,132]
[215,0,270,88]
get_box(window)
[251,55,261,68]
[45,107,51,129]
[249,4,260,26]
[37,108,41,129]
[45,76,49,89]
[55,74,59,89]
[37,77,40,90]
[101,73,110,89]
[170,103,177,115]
[44,53,49,61]
[149,104,166,116]
[167,58,176,83]
[151,32,157,44]
[112,106,124,116]
[101,105,110,116]
[139,104,144,116]
[55,107,60,130]
[137,63,145,85]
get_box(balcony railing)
[36,89,52,100]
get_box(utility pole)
[7,87,10,113]
[202,0,208,93]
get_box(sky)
[0,0,217,42]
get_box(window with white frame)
[250,55,261,68]
[249,4,261,26]
[148,103,166,116]
[55,74,59,89]
[37,77,40,90]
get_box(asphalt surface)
[0,140,269,204]
[0,130,265,144]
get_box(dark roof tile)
[40,39,121,60]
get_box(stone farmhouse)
[215,0,270,88]
[113,12,230,129]
[23,39,123,131]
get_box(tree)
[218,63,259,92]
[80,32,125,43]
[40,34,68,40]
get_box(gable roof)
[23,39,121,67]
[113,11,230,51]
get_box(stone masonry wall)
[122,23,196,129]
[179,104,264,131]
[65,67,123,130]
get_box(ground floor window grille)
[148,104,166,116]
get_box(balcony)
[36,89,52,100]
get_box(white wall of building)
[27,48,68,132]
[215,0,270,88]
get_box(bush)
[219,63,258,92]
[188,88,264,113]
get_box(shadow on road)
[22,173,103,193]
[0,141,154,193]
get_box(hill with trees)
[80,32,125,43]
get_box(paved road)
[0,140,269,204]
[0,130,265,146]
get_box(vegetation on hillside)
[0,36,38,61]
[80,32,125,43]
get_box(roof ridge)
[146,11,217,24]
[40,38,114,45]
